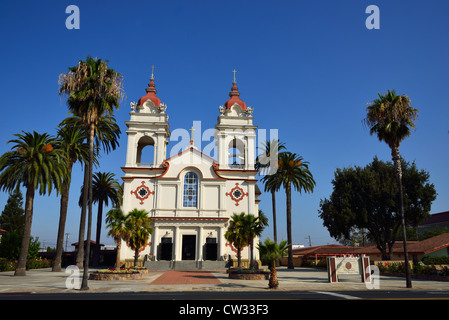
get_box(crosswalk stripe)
[313,291,361,300]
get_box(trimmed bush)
[421,256,449,265]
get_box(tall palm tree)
[91,171,119,266]
[52,125,90,272]
[106,208,129,270]
[363,89,418,288]
[258,238,289,289]
[256,140,285,245]
[59,56,124,289]
[277,152,315,269]
[242,211,268,269]
[125,209,153,267]
[60,115,120,269]
[0,131,66,276]
[224,212,249,268]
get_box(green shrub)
[0,258,16,271]
[26,257,51,270]
[421,256,449,265]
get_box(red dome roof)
[138,78,161,107]
[224,82,247,110]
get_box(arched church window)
[183,172,198,207]
[228,138,245,168]
[136,136,154,167]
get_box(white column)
[125,131,137,166]
[246,131,256,170]
[155,132,165,167]
[218,133,224,166]
[218,225,225,260]
[248,183,255,215]
[174,226,180,261]
[152,225,159,261]
[197,226,203,261]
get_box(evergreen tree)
[0,187,25,234]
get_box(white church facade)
[119,71,261,267]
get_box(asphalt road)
[1,289,449,300]
[1,290,447,319]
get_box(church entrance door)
[182,235,196,260]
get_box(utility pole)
[305,235,312,247]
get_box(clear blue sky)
[0,0,448,249]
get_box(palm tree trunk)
[271,189,277,244]
[271,189,279,267]
[391,146,412,288]
[76,163,89,269]
[134,248,139,267]
[269,260,278,289]
[249,238,254,269]
[286,182,293,269]
[81,122,95,290]
[53,163,73,272]
[93,199,104,267]
[14,184,35,276]
[115,239,122,270]
[237,248,242,268]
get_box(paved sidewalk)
[0,267,448,294]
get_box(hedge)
[0,258,52,272]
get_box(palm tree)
[277,152,315,269]
[224,212,249,268]
[256,140,285,245]
[0,131,66,276]
[258,238,289,289]
[106,208,130,270]
[52,125,90,272]
[60,115,120,269]
[91,171,119,266]
[363,89,418,288]
[242,211,268,269]
[125,209,153,267]
[59,56,124,289]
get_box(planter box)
[89,272,142,281]
[228,272,270,280]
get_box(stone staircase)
[144,260,228,271]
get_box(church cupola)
[137,66,162,107]
[223,70,247,110]
[224,81,247,110]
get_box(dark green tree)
[318,157,436,260]
[0,186,25,234]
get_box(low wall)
[229,259,262,268]
[123,259,144,268]
[373,260,414,267]
[279,256,303,267]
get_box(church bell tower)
[125,67,170,169]
[215,70,257,170]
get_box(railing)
[228,164,245,169]
[136,163,154,168]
